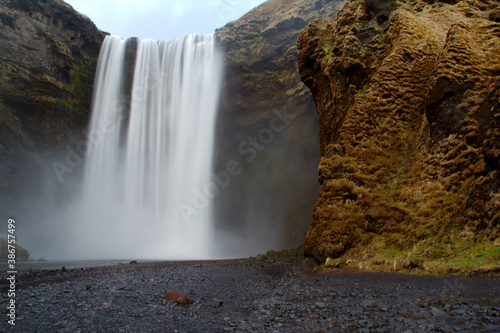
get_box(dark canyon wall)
[0,0,105,224]
[213,0,347,254]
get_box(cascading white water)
[72,34,223,259]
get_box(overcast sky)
[64,0,268,41]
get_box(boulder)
[163,292,195,305]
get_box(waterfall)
[75,34,223,259]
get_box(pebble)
[210,299,224,307]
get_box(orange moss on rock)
[298,0,499,271]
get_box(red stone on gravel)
[164,292,195,304]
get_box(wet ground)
[1,256,499,332]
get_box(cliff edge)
[0,0,105,214]
[298,0,499,273]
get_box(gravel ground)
[1,256,499,332]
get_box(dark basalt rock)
[0,0,106,218]
[213,0,348,254]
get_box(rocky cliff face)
[0,0,105,214]
[298,0,499,273]
[213,0,347,254]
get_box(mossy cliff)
[0,0,105,210]
[213,0,348,253]
[298,0,499,274]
